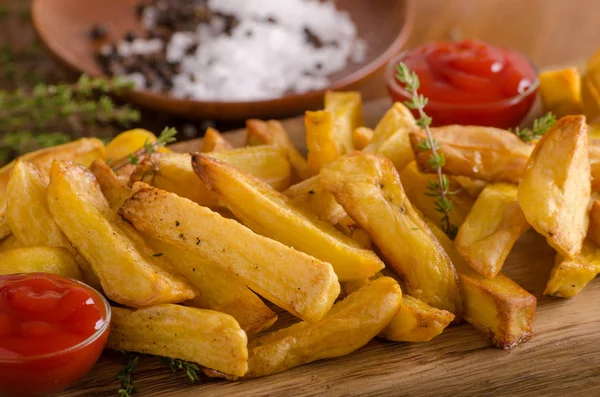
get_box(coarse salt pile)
[118,0,367,101]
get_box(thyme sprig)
[112,127,177,171]
[396,63,458,239]
[511,112,556,142]
[117,353,139,397]
[162,357,201,383]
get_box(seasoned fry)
[6,160,99,287]
[246,119,309,180]
[380,294,455,342]
[192,154,384,281]
[201,127,233,152]
[149,237,277,335]
[410,125,533,183]
[363,103,417,172]
[352,126,373,150]
[455,183,530,278]
[120,183,340,322]
[545,239,600,297]
[129,147,291,207]
[518,115,591,258]
[399,161,474,229]
[0,246,83,280]
[428,220,537,349]
[108,304,248,377]
[320,153,462,315]
[539,67,584,117]
[47,162,195,307]
[239,277,402,378]
[90,159,130,210]
[105,128,169,161]
[284,176,347,225]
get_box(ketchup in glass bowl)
[386,40,539,128]
[0,273,110,397]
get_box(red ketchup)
[0,273,110,397]
[387,40,539,128]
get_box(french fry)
[455,183,530,278]
[428,219,537,349]
[129,147,291,207]
[47,162,195,307]
[200,127,233,152]
[453,176,488,198]
[5,160,100,287]
[545,239,600,297]
[399,161,474,229]
[320,153,462,315]
[539,67,584,117]
[120,183,340,322]
[89,159,130,210]
[284,176,347,225]
[108,304,248,377]
[105,128,169,161]
[238,277,402,378]
[246,119,309,180]
[0,246,83,280]
[587,199,600,246]
[0,138,106,241]
[410,125,533,183]
[148,237,277,336]
[380,294,455,343]
[589,141,600,191]
[517,115,591,258]
[362,103,417,172]
[0,235,22,253]
[583,68,600,122]
[352,127,373,150]
[192,154,384,281]
[305,110,338,176]
[324,91,363,152]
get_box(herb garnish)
[395,63,458,239]
[511,112,556,142]
[112,127,177,171]
[162,357,201,383]
[117,353,139,397]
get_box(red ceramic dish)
[386,41,540,128]
[0,273,110,397]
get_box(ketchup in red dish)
[387,40,539,128]
[0,273,110,397]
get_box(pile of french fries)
[0,90,598,379]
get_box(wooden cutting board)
[58,98,600,397]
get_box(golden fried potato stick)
[353,126,374,150]
[410,125,533,184]
[120,183,340,322]
[452,176,488,199]
[47,162,195,307]
[0,138,106,241]
[0,246,83,280]
[518,115,591,258]
[320,153,462,315]
[200,127,233,152]
[539,67,584,118]
[220,277,401,379]
[246,119,310,181]
[588,140,600,191]
[588,199,600,246]
[284,176,347,225]
[455,183,530,278]
[399,161,474,230]
[105,128,170,161]
[90,159,131,210]
[583,67,600,122]
[6,160,100,288]
[364,102,417,172]
[428,220,536,349]
[108,304,248,377]
[324,91,363,153]
[192,154,384,281]
[129,147,291,207]
[149,238,277,336]
[545,239,600,298]
[380,294,454,342]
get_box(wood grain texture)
[59,99,600,397]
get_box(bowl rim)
[32,0,415,107]
[0,272,111,363]
[385,46,541,110]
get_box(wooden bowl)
[32,0,414,120]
